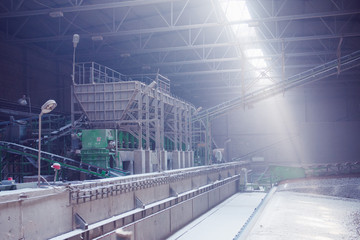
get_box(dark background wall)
[0,40,72,114]
[212,81,360,164]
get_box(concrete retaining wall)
[124,180,238,240]
[0,164,243,239]
[0,188,71,240]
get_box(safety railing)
[74,62,132,84]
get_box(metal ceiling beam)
[54,32,360,59]
[6,8,360,44]
[245,8,360,24]
[11,30,360,53]
[130,63,323,77]
[1,1,357,20]
[134,50,353,68]
[171,71,360,86]
[9,22,224,43]
[0,0,181,18]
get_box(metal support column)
[174,105,178,151]
[154,97,160,149]
[160,99,165,150]
[145,94,150,150]
[184,107,189,150]
[138,93,143,149]
[179,108,183,150]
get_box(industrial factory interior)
[1,0,360,239]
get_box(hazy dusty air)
[0,0,360,239]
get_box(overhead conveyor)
[0,141,129,178]
[194,50,360,121]
[191,50,360,165]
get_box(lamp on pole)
[38,99,57,187]
[72,34,80,84]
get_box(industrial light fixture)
[73,34,80,48]
[18,95,27,106]
[18,95,32,114]
[72,34,80,84]
[142,65,151,70]
[91,35,103,41]
[38,100,57,187]
[120,53,131,58]
[49,11,64,18]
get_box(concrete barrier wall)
[1,164,242,239]
[170,178,192,194]
[74,191,136,224]
[133,210,171,240]
[123,180,238,240]
[192,175,208,188]
[0,188,71,240]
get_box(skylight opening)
[219,0,273,87]
[245,49,267,69]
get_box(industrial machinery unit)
[71,62,196,174]
[81,129,118,169]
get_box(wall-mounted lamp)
[18,95,32,114]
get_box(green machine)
[256,165,306,187]
[81,129,121,169]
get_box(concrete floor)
[246,190,360,240]
[168,192,267,240]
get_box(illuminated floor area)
[246,179,360,240]
[168,192,267,240]
[169,178,360,240]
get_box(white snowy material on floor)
[246,180,360,240]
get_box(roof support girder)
[0,0,182,18]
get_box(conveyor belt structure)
[194,50,360,121]
[0,141,129,178]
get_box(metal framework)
[71,62,195,155]
[2,0,359,101]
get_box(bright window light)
[219,0,272,86]
[220,0,251,22]
[245,49,267,69]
